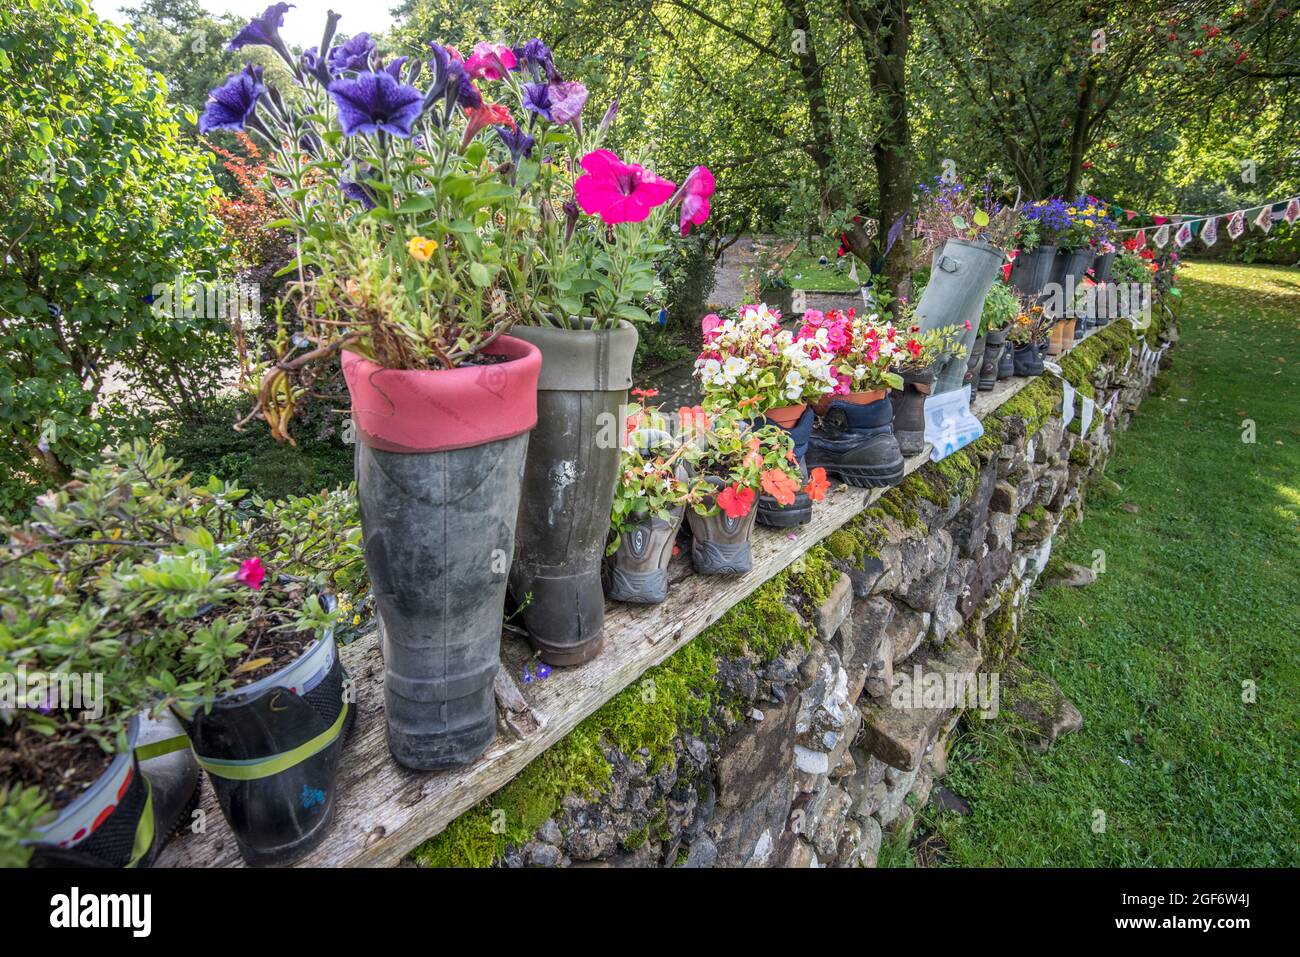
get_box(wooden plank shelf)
[160,371,1044,867]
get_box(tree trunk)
[1062,66,1096,199]
[783,0,874,263]
[849,0,913,302]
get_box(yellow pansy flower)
[407,236,439,261]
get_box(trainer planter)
[888,323,964,456]
[605,415,705,605]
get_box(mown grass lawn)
[916,261,1300,866]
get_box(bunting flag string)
[1107,193,1300,236]
[1228,209,1246,240]
[1201,215,1218,247]
[1175,221,1193,248]
[1153,223,1170,248]
[1287,198,1300,226]
[1254,205,1274,234]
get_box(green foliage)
[655,230,717,331]
[0,784,51,869]
[979,280,1020,335]
[0,0,225,506]
[156,395,354,502]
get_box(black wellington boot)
[1013,342,1045,377]
[980,330,1007,390]
[181,641,354,867]
[755,407,814,527]
[806,395,905,488]
[997,340,1015,380]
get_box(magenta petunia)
[573,149,676,225]
[677,165,715,236]
[464,41,517,81]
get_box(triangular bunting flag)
[1254,205,1273,233]
[1136,227,1147,247]
[1153,223,1170,247]
[1154,215,1169,225]
[1201,215,1218,247]
[1228,210,1245,240]
[1126,209,1137,220]
[1175,222,1193,248]
[1287,198,1300,226]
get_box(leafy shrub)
[0,0,227,508]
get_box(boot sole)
[822,460,905,489]
[533,633,606,667]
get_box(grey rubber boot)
[687,476,758,574]
[358,434,528,770]
[1010,243,1057,298]
[509,320,638,666]
[915,238,1005,394]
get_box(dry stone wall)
[415,317,1176,868]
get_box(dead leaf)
[232,657,273,675]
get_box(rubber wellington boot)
[181,637,354,867]
[687,476,758,574]
[806,395,904,488]
[756,407,814,527]
[27,714,200,868]
[510,320,638,666]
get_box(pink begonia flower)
[701,312,722,341]
[574,149,676,224]
[678,165,715,236]
[464,42,516,81]
[236,557,266,591]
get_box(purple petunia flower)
[456,70,482,110]
[328,32,376,73]
[328,71,425,138]
[513,38,554,80]
[198,65,266,133]
[495,125,535,161]
[522,81,587,126]
[382,56,409,80]
[521,665,534,684]
[228,3,293,57]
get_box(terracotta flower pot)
[811,389,887,417]
[764,402,809,429]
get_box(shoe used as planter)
[687,476,758,574]
[755,404,813,527]
[997,339,1015,380]
[980,329,1008,390]
[1010,244,1057,298]
[26,714,201,868]
[509,320,638,667]
[605,430,685,605]
[344,337,540,770]
[890,361,941,457]
[964,334,987,388]
[807,392,904,488]
[1013,342,1045,377]
[181,632,355,867]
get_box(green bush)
[0,0,226,514]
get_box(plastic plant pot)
[343,336,541,771]
[509,320,637,667]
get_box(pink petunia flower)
[573,149,676,224]
[677,165,715,236]
[464,42,516,81]
[236,557,265,591]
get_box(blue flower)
[198,65,266,134]
[328,71,425,138]
[228,3,293,57]
[537,663,552,680]
[521,666,534,684]
[495,125,535,161]
[328,32,376,73]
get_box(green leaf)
[470,262,492,287]
[973,210,990,228]
[396,195,434,214]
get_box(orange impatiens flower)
[804,467,830,502]
[761,468,800,506]
[677,405,711,434]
